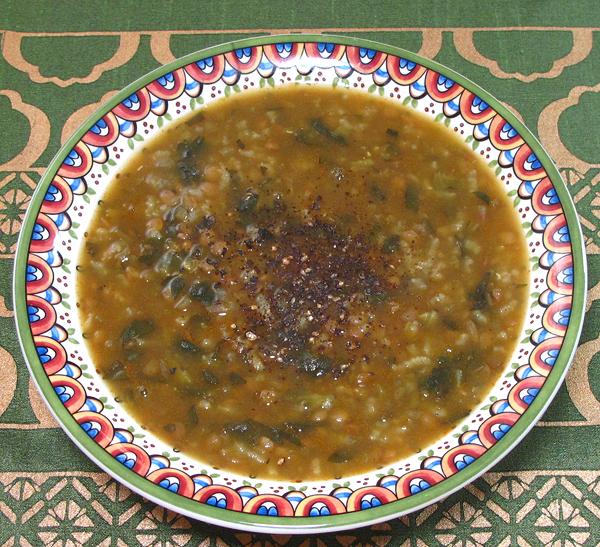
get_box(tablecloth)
[1,1,599,544]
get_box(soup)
[78,86,528,480]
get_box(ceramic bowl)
[14,34,586,534]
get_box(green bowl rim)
[12,32,587,534]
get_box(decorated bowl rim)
[12,33,587,534]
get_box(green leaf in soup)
[189,281,216,305]
[237,190,259,213]
[229,372,247,385]
[369,183,387,202]
[162,275,185,299]
[328,449,353,463]
[382,234,401,254]
[310,118,347,145]
[105,360,126,381]
[405,182,419,211]
[202,369,219,385]
[469,272,492,310]
[121,320,155,348]
[473,190,492,205]
[187,405,199,426]
[422,366,452,397]
[177,338,202,354]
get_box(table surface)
[1,1,599,544]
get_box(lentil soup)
[78,86,528,481]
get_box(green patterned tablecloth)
[1,2,599,544]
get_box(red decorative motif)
[146,69,187,100]
[441,444,487,476]
[530,337,562,376]
[513,144,546,181]
[395,469,445,498]
[386,55,427,85]
[508,376,545,413]
[106,442,152,475]
[263,43,304,66]
[543,296,572,336]
[184,55,226,84]
[548,255,573,295]
[459,91,495,125]
[82,113,120,148]
[26,255,53,294]
[41,176,74,214]
[543,214,570,253]
[295,495,346,516]
[49,376,86,412]
[146,468,196,497]
[73,411,115,448]
[33,336,67,375]
[304,42,345,61]
[346,486,397,512]
[488,115,525,150]
[113,88,151,122]
[225,47,263,73]
[531,177,562,216]
[242,494,295,516]
[346,46,386,74]
[424,71,463,102]
[57,142,93,179]
[193,485,244,511]
[478,412,520,448]
[27,294,56,335]
[30,214,59,253]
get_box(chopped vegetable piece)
[328,449,353,463]
[138,238,162,265]
[469,272,492,310]
[189,281,216,305]
[202,369,219,385]
[386,128,399,137]
[223,420,304,448]
[187,405,199,426]
[311,118,347,144]
[238,191,259,213]
[121,320,155,348]
[405,182,419,211]
[177,338,201,353]
[177,137,204,160]
[154,251,181,275]
[162,275,185,299]
[229,372,247,385]
[422,365,452,397]
[196,214,216,230]
[473,191,492,205]
[381,143,400,160]
[369,183,386,202]
[177,161,201,184]
[105,360,126,380]
[382,234,401,254]
[176,138,204,185]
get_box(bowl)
[13,34,586,534]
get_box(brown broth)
[78,86,529,480]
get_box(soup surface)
[78,86,528,480]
